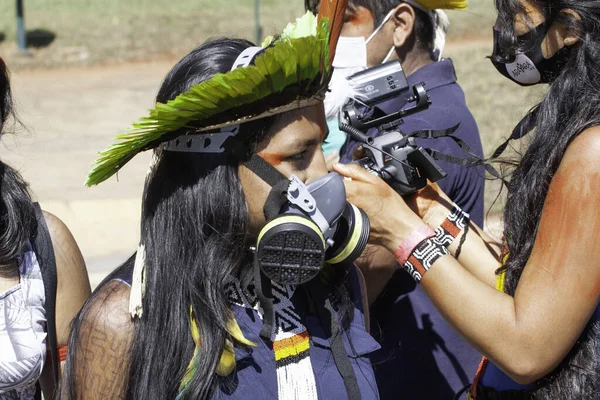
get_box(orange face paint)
[348,7,373,27]
[260,153,284,166]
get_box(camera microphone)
[338,119,373,146]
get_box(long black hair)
[493,1,600,397]
[64,38,355,400]
[0,58,36,269]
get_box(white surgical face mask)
[325,9,397,120]
[331,8,397,69]
[332,36,368,70]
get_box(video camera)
[339,60,447,196]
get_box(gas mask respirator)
[256,169,370,286]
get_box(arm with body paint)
[334,126,600,384]
[62,280,134,399]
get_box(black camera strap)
[488,106,539,160]
[408,105,540,185]
[405,124,505,182]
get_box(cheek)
[238,165,270,235]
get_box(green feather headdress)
[86,9,344,187]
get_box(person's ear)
[542,8,581,57]
[556,9,581,47]
[390,3,416,48]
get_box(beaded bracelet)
[403,237,450,282]
[394,205,470,282]
[434,204,470,247]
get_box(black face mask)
[491,20,571,86]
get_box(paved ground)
[7,60,179,288]
[6,57,504,289]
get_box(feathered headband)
[86,0,348,187]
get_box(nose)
[304,148,329,185]
[493,17,501,32]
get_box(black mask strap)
[244,152,288,187]
[254,253,275,340]
[306,282,362,400]
[243,152,291,220]
[224,137,291,219]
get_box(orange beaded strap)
[47,346,68,363]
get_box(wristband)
[394,224,436,265]
[435,205,470,247]
[403,237,450,282]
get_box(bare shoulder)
[562,125,600,169]
[42,210,87,274]
[69,279,134,398]
[552,126,600,191]
[41,210,91,346]
[79,279,133,340]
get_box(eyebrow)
[295,137,322,149]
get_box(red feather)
[317,0,349,70]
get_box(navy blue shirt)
[341,59,485,399]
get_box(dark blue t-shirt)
[340,59,485,399]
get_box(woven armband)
[435,205,470,247]
[403,237,450,282]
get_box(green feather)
[86,15,332,186]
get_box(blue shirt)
[215,266,380,399]
[341,59,485,399]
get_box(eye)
[286,151,308,162]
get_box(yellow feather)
[215,312,257,377]
[216,338,237,377]
[226,312,257,347]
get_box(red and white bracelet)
[434,204,470,247]
[394,205,469,282]
[403,237,450,282]
[393,224,436,265]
